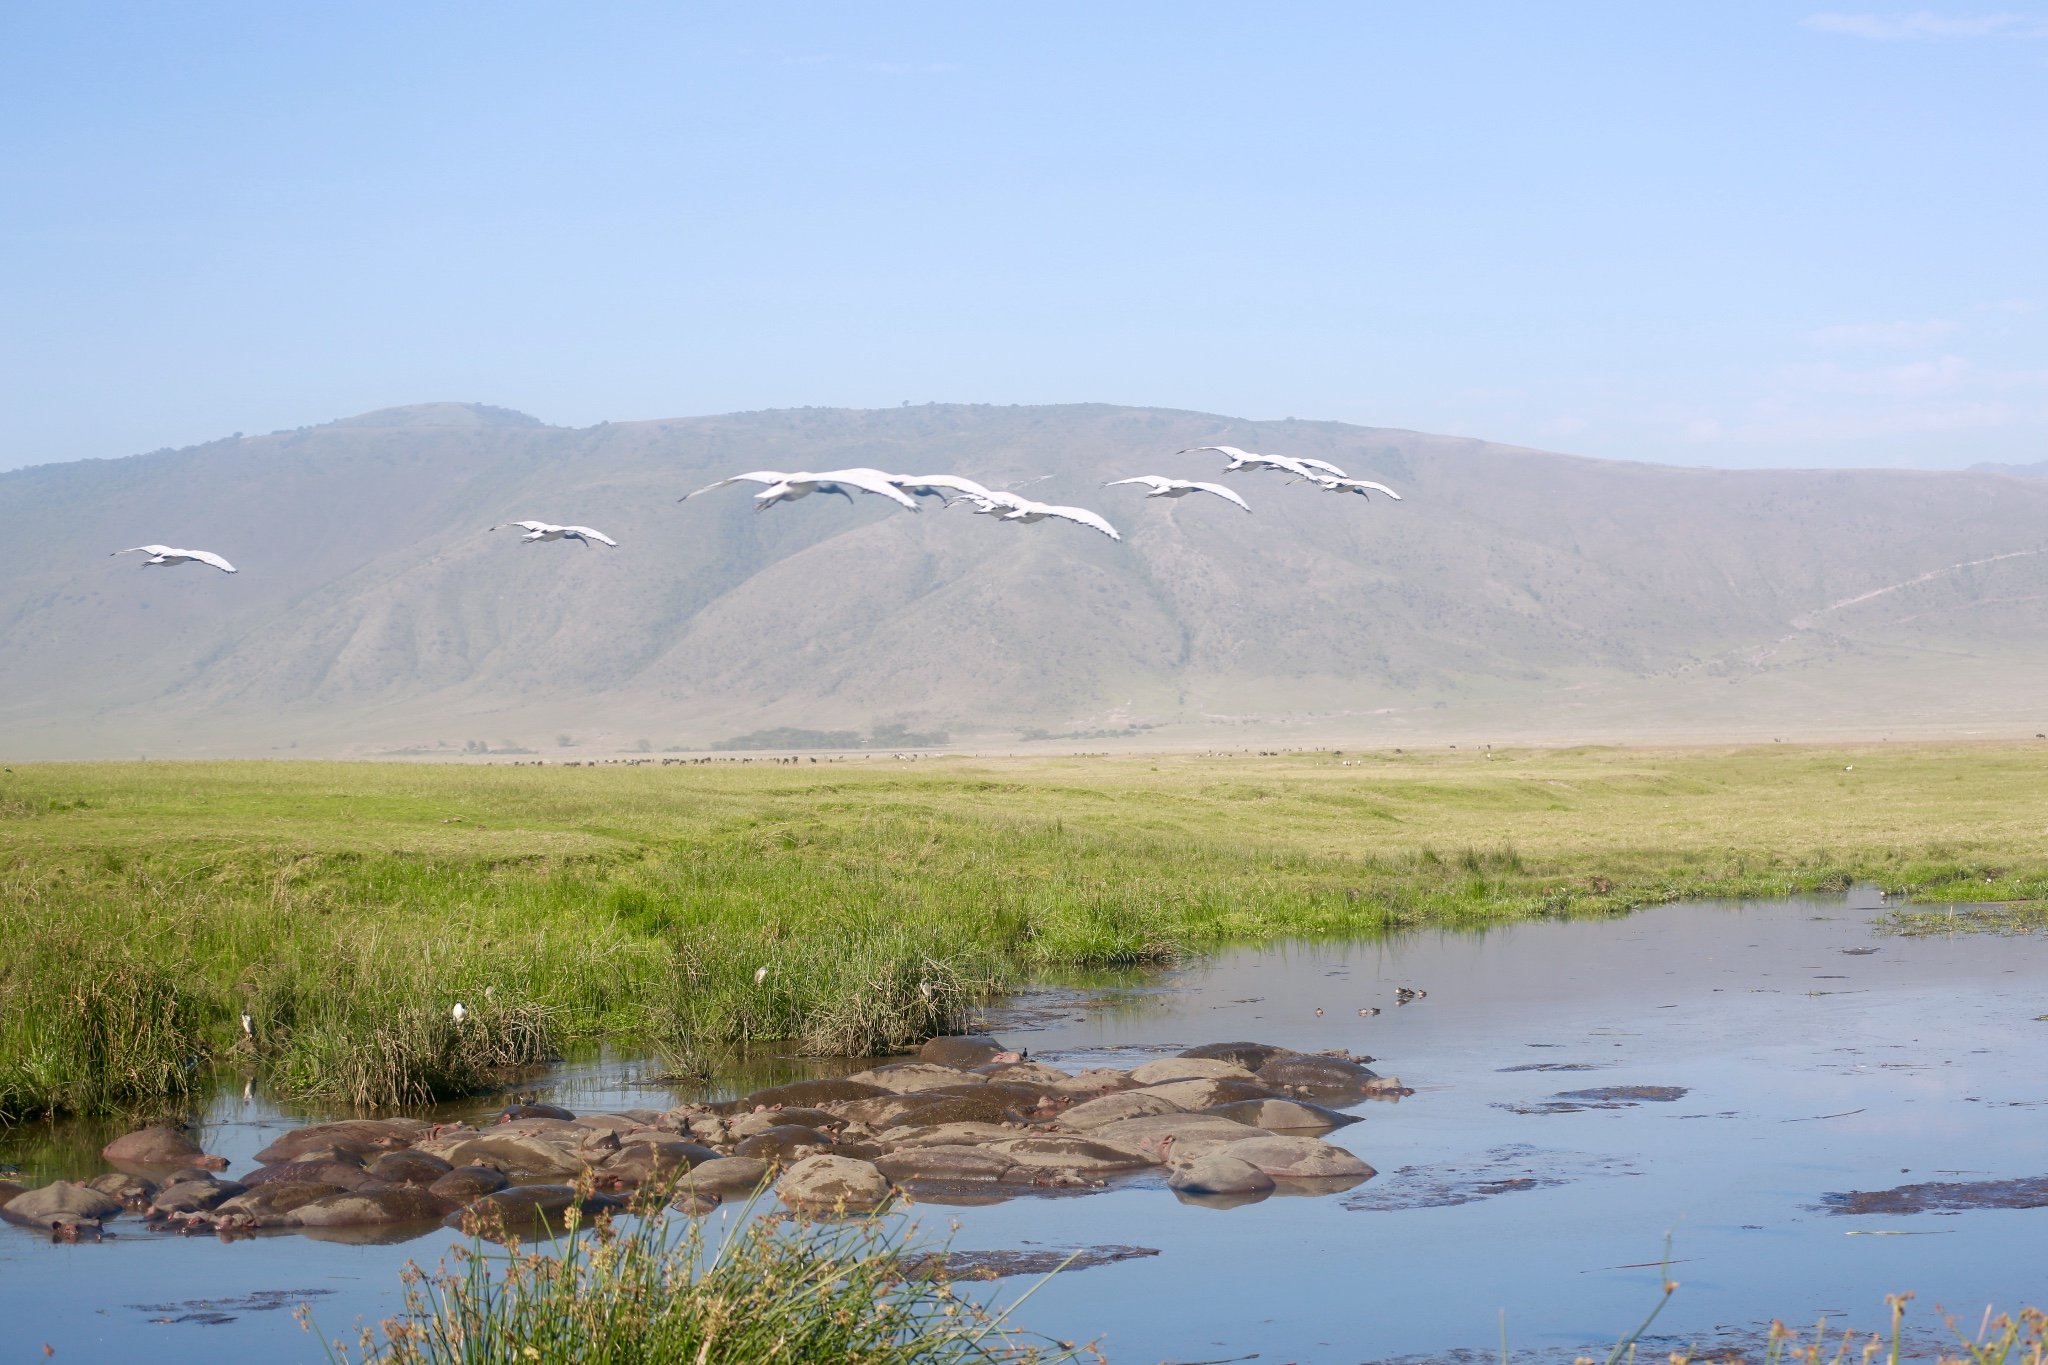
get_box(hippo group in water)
[0,1036,1405,1241]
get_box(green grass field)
[4,741,2046,1120]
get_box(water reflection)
[7,889,2048,1364]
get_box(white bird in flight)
[885,473,997,505]
[112,545,237,573]
[490,521,619,547]
[960,494,1121,540]
[1105,476,1252,512]
[682,468,920,511]
[1309,476,1403,500]
[953,490,1030,517]
[1180,446,1348,481]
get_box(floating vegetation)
[1874,903,2048,937]
[1820,1175,2048,1216]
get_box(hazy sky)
[4,3,2045,472]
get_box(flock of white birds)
[108,444,1399,573]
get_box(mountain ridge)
[3,402,2045,758]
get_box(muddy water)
[6,889,2047,1362]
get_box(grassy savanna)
[4,741,2047,1120]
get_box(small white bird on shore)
[682,468,920,511]
[490,521,618,547]
[1105,476,1251,512]
[1308,476,1403,501]
[451,1002,468,1023]
[112,545,237,573]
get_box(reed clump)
[311,1195,1088,1365]
[0,935,208,1120]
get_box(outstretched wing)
[680,471,789,502]
[1318,480,1400,501]
[958,490,1027,514]
[491,520,555,533]
[1187,481,1252,511]
[889,473,994,502]
[563,526,619,546]
[812,468,920,510]
[185,549,238,573]
[113,545,175,557]
[1296,457,1348,478]
[1178,445,1253,461]
[1105,476,1172,491]
[1031,503,1122,541]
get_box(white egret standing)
[1105,476,1251,512]
[681,468,919,511]
[489,521,619,547]
[112,545,237,573]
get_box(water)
[6,889,2046,1362]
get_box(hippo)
[2,1181,123,1235]
[366,1151,456,1187]
[723,1079,889,1111]
[101,1126,230,1171]
[734,1125,837,1165]
[500,1103,576,1121]
[1179,1042,1299,1071]
[918,1035,1009,1069]
[427,1166,510,1203]
[443,1185,622,1238]
[776,1155,892,1211]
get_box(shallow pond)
[6,888,2047,1363]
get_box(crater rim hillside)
[3,400,2046,759]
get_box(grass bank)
[4,741,2046,1119]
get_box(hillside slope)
[3,402,2046,757]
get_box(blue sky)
[3,3,2044,472]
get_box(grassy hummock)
[308,1195,1087,1365]
[5,741,2048,1119]
[1875,901,2048,937]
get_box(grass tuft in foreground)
[305,1194,1090,1365]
